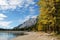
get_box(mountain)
[13,18,37,30]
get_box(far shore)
[0,31,25,32]
[0,31,26,34]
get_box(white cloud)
[0,0,24,10]
[24,0,35,8]
[0,18,5,20]
[26,0,35,5]
[24,15,37,21]
[26,15,37,19]
[31,15,37,18]
[0,0,8,5]
[0,13,12,28]
[0,21,12,27]
[0,13,7,18]
[0,0,35,10]
[0,13,7,20]
[9,0,23,5]
[23,15,31,22]
[29,7,35,14]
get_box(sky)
[0,0,39,29]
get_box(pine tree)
[37,0,60,33]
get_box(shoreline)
[0,31,60,40]
[12,32,60,40]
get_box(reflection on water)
[0,32,16,40]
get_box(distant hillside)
[13,18,37,31]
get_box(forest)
[36,0,60,34]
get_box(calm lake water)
[0,32,17,40]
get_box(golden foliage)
[37,0,60,33]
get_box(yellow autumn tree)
[37,0,60,33]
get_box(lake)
[0,32,17,40]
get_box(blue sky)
[0,0,39,29]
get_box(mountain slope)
[14,18,37,30]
